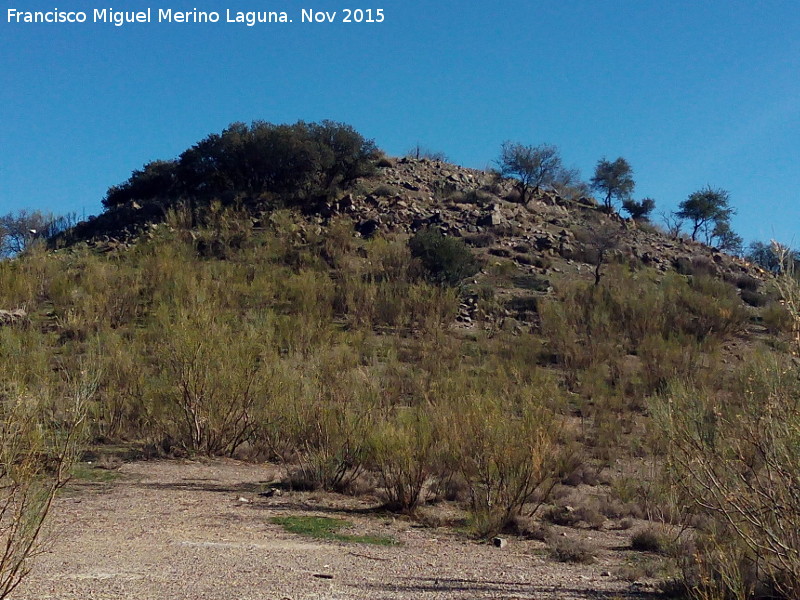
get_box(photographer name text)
[6,7,386,26]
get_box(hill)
[1,123,798,599]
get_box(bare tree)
[660,211,684,238]
[588,222,621,286]
[497,142,564,204]
[0,210,77,256]
[406,144,448,162]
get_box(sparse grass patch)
[269,516,397,546]
[70,462,123,484]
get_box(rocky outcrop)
[0,308,28,327]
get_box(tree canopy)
[621,197,656,221]
[103,120,380,209]
[590,158,635,212]
[676,186,734,243]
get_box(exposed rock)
[0,308,28,327]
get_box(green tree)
[497,142,564,204]
[711,221,743,254]
[676,186,734,243]
[103,160,179,208]
[590,157,635,212]
[102,120,379,209]
[621,197,655,221]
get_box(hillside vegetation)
[2,121,799,599]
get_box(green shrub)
[762,301,793,334]
[145,306,281,456]
[409,227,480,286]
[653,354,800,599]
[0,370,90,595]
[438,376,567,537]
[368,405,436,512]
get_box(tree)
[588,222,621,286]
[551,166,589,201]
[590,157,635,212]
[102,120,380,209]
[711,221,743,254]
[621,197,656,221]
[660,211,684,238]
[0,210,77,256]
[747,241,800,273]
[676,186,734,243]
[497,142,564,204]
[103,160,179,208]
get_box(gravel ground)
[15,459,660,600]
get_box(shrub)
[0,373,90,597]
[440,380,567,537]
[653,349,800,599]
[281,352,377,492]
[146,306,281,456]
[409,227,480,286]
[463,232,496,248]
[371,184,396,198]
[762,301,793,334]
[543,504,581,527]
[368,405,436,512]
[631,527,666,553]
[548,536,596,564]
[740,288,767,307]
[734,274,761,292]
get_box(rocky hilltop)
[75,156,763,284]
[57,155,772,336]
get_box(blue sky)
[2,1,799,247]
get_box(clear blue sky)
[2,1,799,247]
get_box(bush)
[463,232,496,248]
[631,527,666,553]
[548,536,596,564]
[409,227,480,286]
[439,377,568,537]
[145,306,287,457]
[368,406,436,512]
[762,301,793,334]
[0,373,90,597]
[740,288,768,307]
[653,345,800,598]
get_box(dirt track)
[15,460,657,600]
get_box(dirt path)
[15,460,658,600]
